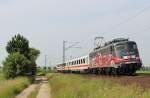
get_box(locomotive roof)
[104,38,129,46]
[94,38,133,51]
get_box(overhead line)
[116,5,150,26]
[102,4,150,35]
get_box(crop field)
[136,70,150,74]
[0,72,4,81]
[0,77,31,98]
[48,73,150,98]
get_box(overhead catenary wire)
[116,5,150,26]
[102,4,150,35]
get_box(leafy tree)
[3,52,31,79]
[28,48,40,75]
[6,34,29,57]
[28,48,40,62]
[3,34,40,79]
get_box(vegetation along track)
[70,73,150,90]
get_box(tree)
[28,48,40,62]
[6,34,29,58]
[28,48,40,75]
[3,34,40,79]
[3,52,31,79]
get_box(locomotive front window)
[115,42,139,58]
[128,42,139,56]
[116,44,128,57]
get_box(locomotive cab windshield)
[115,41,139,58]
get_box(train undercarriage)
[87,63,142,75]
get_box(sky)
[0,0,150,67]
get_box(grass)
[0,72,4,81]
[27,84,41,98]
[0,77,31,98]
[48,73,150,98]
[136,70,150,74]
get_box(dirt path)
[15,76,51,98]
[36,79,51,98]
[16,84,38,98]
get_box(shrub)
[3,52,31,79]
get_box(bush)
[3,52,31,79]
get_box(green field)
[0,72,4,80]
[48,73,150,98]
[136,70,150,74]
[0,77,31,98]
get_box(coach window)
[81,59,83,64]
[78,60,80,64]
[72,61,74,65]
[86,57,88,64]
[73,61,75,65]
[83,59,85,64]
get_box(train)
[56,38,142,75]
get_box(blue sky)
[0,0,150,66]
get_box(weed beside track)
[47,73,150,98]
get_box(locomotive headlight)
[131,55,136,58]
[123,56,128,59]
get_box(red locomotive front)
[90,38,142,74]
